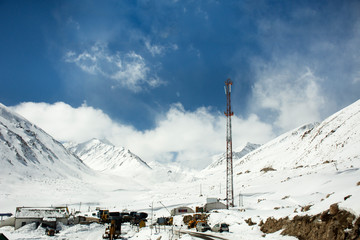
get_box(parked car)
[211,223,229,233]
[196,222,211,232]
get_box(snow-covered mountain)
[200,99,360,220]
[203,99,360,177]
[0,103,92,180]
[206,142,261,170]
[235,98,360,172]
[65,138,151,176]
[65,138,194,183]
[0,103,149,213]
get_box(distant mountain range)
[3,97,359,185]
[65,138,151,176]
[65,138,202,182]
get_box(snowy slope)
[0,103,92,180]
[65,138,151,176]
[235,98,360,171]
[199,99,360,218]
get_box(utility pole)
[224,78,234,208]
[239,193,244,207]
[150,201,153,235]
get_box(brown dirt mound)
[259,203,360,240]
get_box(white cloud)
[250,58,326,132]
[144,39,179,56]
[65,42,165,92]
[145,40,165,56]
[10,102,137,144]
[252,3,360,127]
[11,102,274,170]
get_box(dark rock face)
[260,204,360,240]
[260,216,289,234]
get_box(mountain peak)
[66,139,151,174]
[87,138,114,146]
[234,142,262,152]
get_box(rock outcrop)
[260,204,360,240]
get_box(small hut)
[14,207,69,230]
[204,201,227,212]
[170,207,194,216]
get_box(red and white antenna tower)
[224,78,234,208]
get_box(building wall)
[14,217,68,229]
[15,218,41,230]
[0,217,15,228]
[204,202,227,212]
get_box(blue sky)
[1,0,360,169]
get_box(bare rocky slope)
[260,203,360,240]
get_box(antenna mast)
[224,78,234,208]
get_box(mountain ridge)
[65,138,152,175]
[234,99,360,173]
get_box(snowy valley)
[1,100,360,240]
